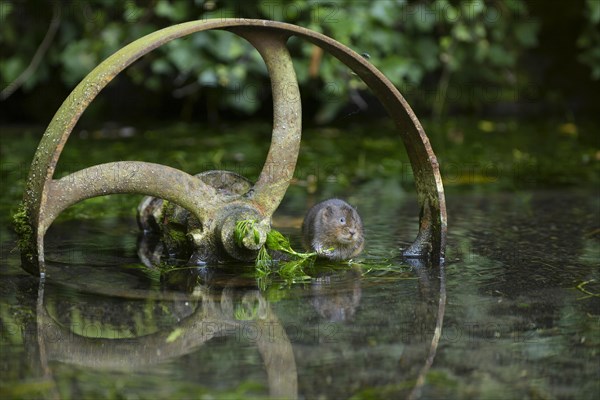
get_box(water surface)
[1,120,598,399]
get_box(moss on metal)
[12,202,34,263]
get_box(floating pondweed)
[235,219,324,284]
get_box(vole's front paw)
[315,245,335,259]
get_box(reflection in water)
[30,269,298,399]
[14,253,447,399]
[2,189,596,398]
[311,267,362,322]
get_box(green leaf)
[454,23,472,42]
[412,4,437,31]
[444,4,459,22]
[151,59,172,75]
[166,40,198,72]
[370,1,396,26]
[265,229,290,252]
[155,0,189,21]
[199,69,217,86]
[488,43,515,66]
[514,21,540,47]
[462,0,485,18]
[60,40,98,86]
[587,0,600,23]
[235,219,257,247]
[414,38,439,71]
[0,57,25,83]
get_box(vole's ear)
[342,205,353,215]
[323,205,333,219]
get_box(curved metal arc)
[229,29,302,217]
[275,24,448,261]
[39,161,219,236]
[223,21,446,261]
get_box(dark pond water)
[1,120,598,399]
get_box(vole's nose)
[349,229,356,237]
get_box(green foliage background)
[1,0,599,123]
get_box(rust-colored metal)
[19,19,446,275]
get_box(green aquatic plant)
[234,219,261,247]
[260,229,318,284]
[235,220,321,284]
[264,229,319,260]
[255,246,272,275]
[234,302,260,321]
[277,259,313,283]
[576,279,600,299]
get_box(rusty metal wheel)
[18,19,446,275]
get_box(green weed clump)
[235,220,321,284]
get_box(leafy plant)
[578,0,600,79]
[234,219,261,247]
[235,220,321,284]
[0,0,562,122]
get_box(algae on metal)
[11,202,33,264]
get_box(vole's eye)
[339,217,345,224]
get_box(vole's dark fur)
[301,199,364,261]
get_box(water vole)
[301,199,365,261]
